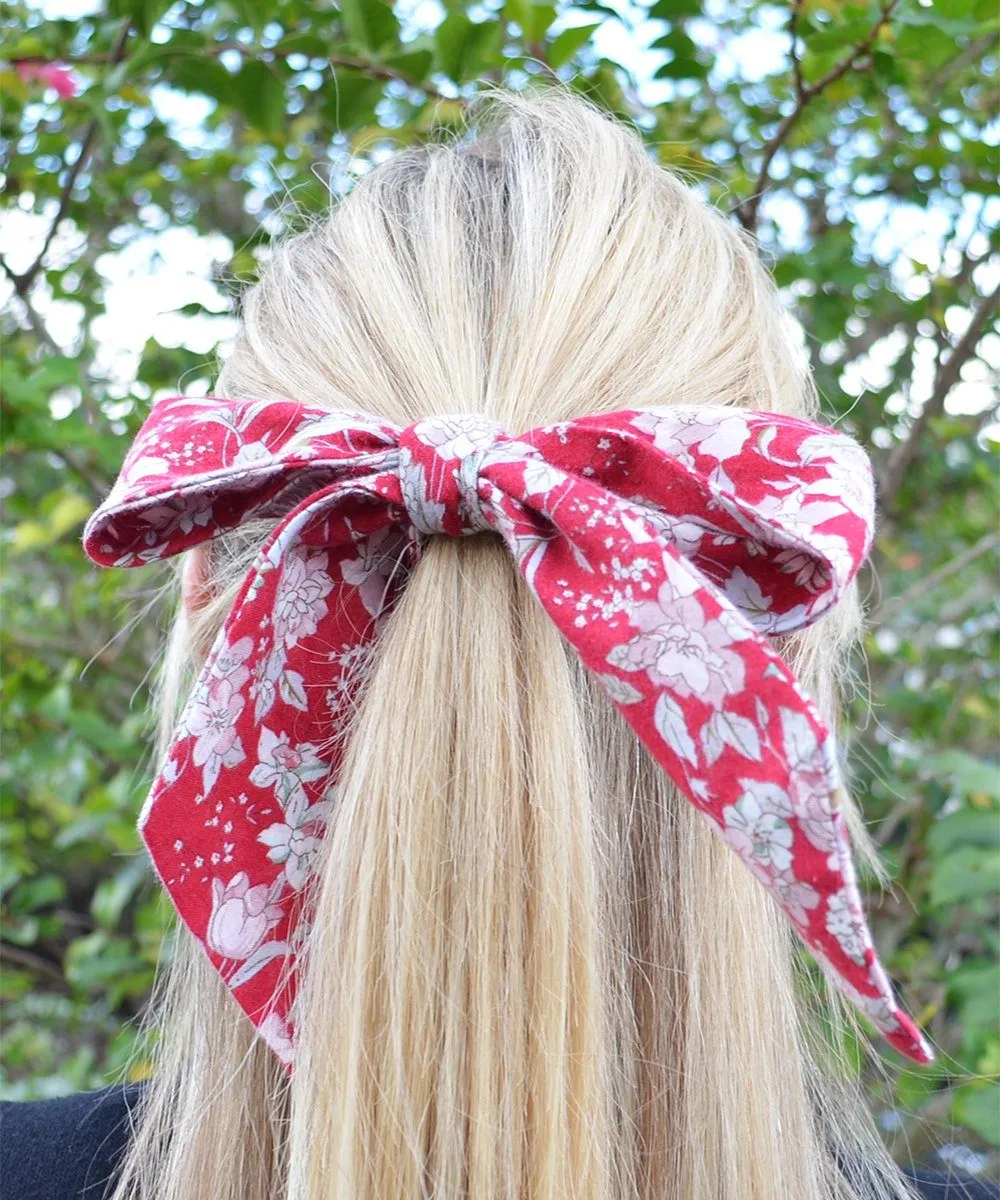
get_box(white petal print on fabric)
[653,692,699,767]
[256,811,328,891]
[397,448,446,533]
[272,546,335,645]
[340,524,408,619]
[251,730,332,891]
[779,706,841,854]
[630,406,753,464]
[594,672,645,706]
[701,708,763,765]
[183,634,254,793]
[722,783,796,881]
[825,887,870,966]
[249,728,329,806]
[257,1011,295,1065]
[206,872,283,959]
[607,587,746,709]
[770,871,821,926]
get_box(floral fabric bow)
[83,396,933,1067]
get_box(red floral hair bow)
[83,397,933,1067]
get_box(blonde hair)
[112,85,919,1200]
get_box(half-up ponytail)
[112,84,920,1200]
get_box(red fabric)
[83,397,933,1067]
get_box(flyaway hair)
[92,86,928,1200]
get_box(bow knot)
[82,397,933,1069]
[397,413,508,537]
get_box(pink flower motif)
[609,588,745,708]
[188,679,245,782]
[206,872,283,960]
[249,726,327,807]
[15,62,78,98]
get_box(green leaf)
[236,61,287,136]
[925,750,1000,801]
[339,0,401,54]
[548,23,600,68]
[649,0,703,16]
[953,1081,1000,1147]
[929,846,1000,908]
[434,13,503,81]
[323,68,385,129]
[927,809,1000,857]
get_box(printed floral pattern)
[83,398,932,1068]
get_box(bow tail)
[138,481,412,1066]
[504,488,932,1064]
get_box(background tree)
[1,0,997,1175]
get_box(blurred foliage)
[1,0,998,1177]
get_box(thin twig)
[1,255,63,352]
[737,0,900,231]
[875,531,1000,622]
[880,278,1000,509]
[0,942,68,987]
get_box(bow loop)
[83,395,931,1069]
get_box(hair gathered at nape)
[106,84,925,1200]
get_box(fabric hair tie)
[83,397,933,1068]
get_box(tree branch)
[1,255,63,353]
[7,21,132,296]
[875,530,1000,622]
[736,0,899,231]
[879,278,1000,510]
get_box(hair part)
[112,84,916,1200]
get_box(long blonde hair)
[112,85,919,1200]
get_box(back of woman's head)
[113,85,920,1200]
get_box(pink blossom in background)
[15,62,78,99]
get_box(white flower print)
[184,636,253,793]
[519,455,566,498]
[631,407,752,464]
[654,692,699,766]
[257,1010,295,1065]
[595,672,645,706]
[721,566,773,623]
[206,872,283,959]
[796,434,875,520]
[770,870,821,926]
[123,454,171,485]
[780,707,839,853]
[607,587,745,708]
[824,887,869,966]
[722,785,795,879]
[251,645,285,723]
[396,448,446,534]
[700,707,763,765]
[340,525,407,618]
[771,546,832,594]
[249,727,329,807]
[138,495,215,540]
[231,440,273,468]
[257,786,333,891]
[273,547,334,646]
[411,415,502,460]
[213,634,254,690]
[187,679,246,793]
